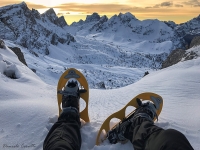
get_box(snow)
[0,43,200,150]
[4,37,156,89]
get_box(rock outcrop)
[161,49,185,69]
[190,36,200,48]
[9,47,27,66]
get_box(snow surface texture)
[0,44,200,149]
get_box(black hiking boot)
[61,80,80,111]
[58,80,80,124]
[107,96,161,144]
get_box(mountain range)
[0,2,200,88]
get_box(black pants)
[44,112,194,150]
[43,109,81,150]
[126,117,194,150]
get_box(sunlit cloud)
[182,0,200,7]
[0,0,22,6]
[49,2,199,18]
[149,1,174,8]
[175,4,184,7]
[0,0,199,24]
[153,4,161,8]
[0,0,48,10]
[160,1,173,7]
[26,2,48,10]
[54,3,131,14]
[57,12,71,16]
[53,2,182,14]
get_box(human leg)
[145,128,194,150]
[107,98,194,150]
[43,80,82,150]
[43,108,81,150]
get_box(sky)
[0,0,200,25]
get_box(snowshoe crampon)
[57,68,90,123]
[96,92,163,145]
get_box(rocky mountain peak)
[19,1,27,7]
[89,15,108,32]
[107,12,137,25]
[195,14,200,20]
[71,19,84,26]
[0,2,75,55]
[85,12,100,22]
[31,8,41,19]
[41,8,68,27]
[57,16,68,27]
[14,1,29,13]
[118,12,137,21]
[100,15,108,22]
[175,14,200,39]
[109,14,118,20]
[42,8,57,18]
[0,1,29,14]
[164,21,177,29]
[187,14,200,23]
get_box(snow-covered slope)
[0,42,200,150]
[5,30,168,89]
[0,45,57,149]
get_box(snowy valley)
[0,2,194,89]
[0,2,200,150]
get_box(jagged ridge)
[0,2,75,55]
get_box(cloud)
[151,1,173,8]
[0,0,22,6]
[57,12,70,16]
[147,2,185,8]
[26,2,48,10]
[182,0,200,6]
[194,4,200,6]
[57,13,64,15]
[153,4,161,8]
[161,1,173,7]
[56,3,181,14]
[145,6,152,9]
[175,4,184,7]
[55,3,134,14]
[0,1,48,10]
[53,2,190,15]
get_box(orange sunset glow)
[0,0,199,24]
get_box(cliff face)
[9,47,27,66]
[162,35,200,69]
[161,49,185,69]
[190,36,200,48]
[0,39,27,67]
